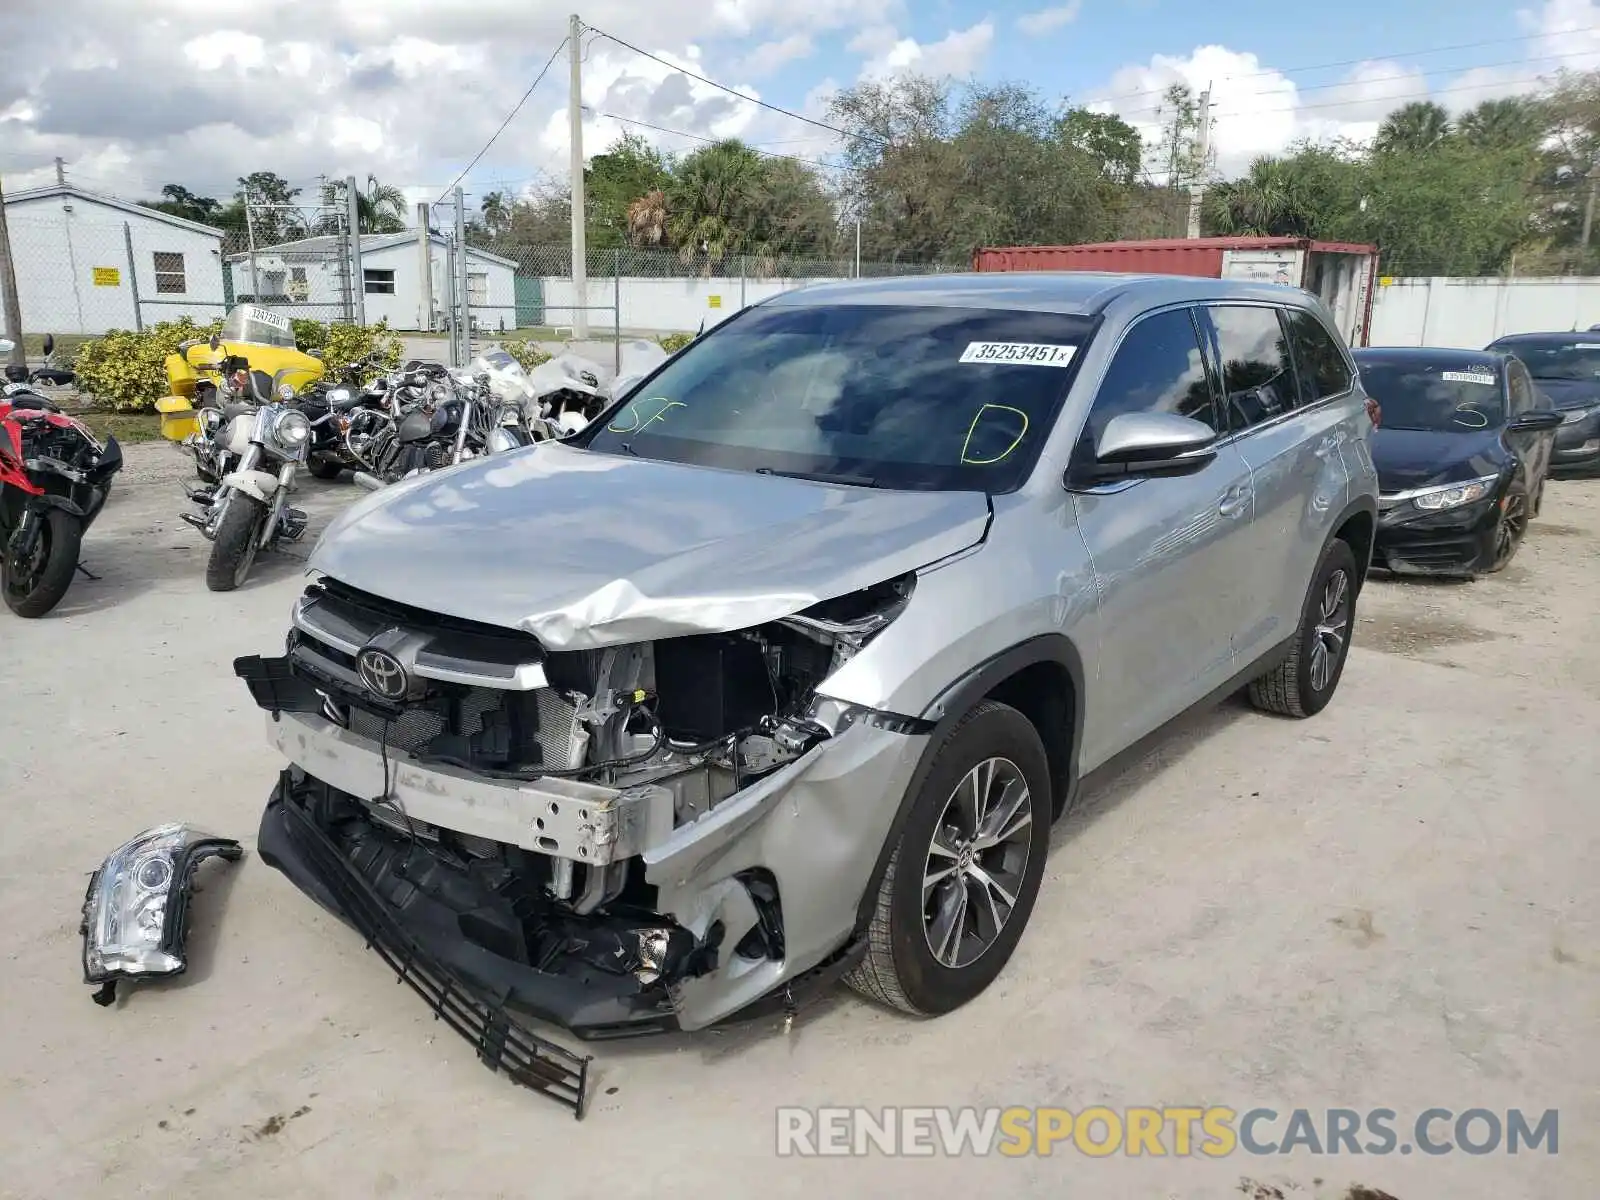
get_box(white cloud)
[1016,2,1082,36]
[859,21,995,82]
[734,34,815,76]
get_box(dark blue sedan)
[1485,332,1600,475]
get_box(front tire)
[1248,537,1358,718]
[845,700,1052,1016]
[2,508,83,618]
[205,494,268,592]
[1486,486,1529,573]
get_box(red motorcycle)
[0,383,123,617]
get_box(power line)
[434,36,569,207]
[1213,70,1577,119]
[1095,24,1600,107]
[583,22,887,149]
[586,110,847,171]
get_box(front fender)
[220,468,281,504]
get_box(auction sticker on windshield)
[960,342,1078,366]
[247,306,292,331]
[1441,370,1496,385]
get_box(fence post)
[444,238,460,367]
[613,247,621,375]
[740,255,747,311]
[122,222,143,333]
[416,202,433,332]
[453,187,470,363]
[345,176,365,326]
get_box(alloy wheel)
[1492,493,1528,569]
[1309,568,1351,693]
[922,757,1033,970]
[3,522,49,598]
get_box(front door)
[1068,305,1256,769]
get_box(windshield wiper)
[755,466,882,488]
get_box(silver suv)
[241,273,1378,1053]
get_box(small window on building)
[364,268,396,295]
[263,271,287,300]
[153,252,186,295]
[468,271,489,305]
[288,267,309,301]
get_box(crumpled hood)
[309,442,991,649]
[1372,426,1506,492]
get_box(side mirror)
[42,334,55,355]
[1071,412,1219,486]
[209,334,221,352]
[1508,411,1564,432]
[307,348,323,360]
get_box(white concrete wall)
[4,198,225,335]
[537,273,833,333]
[1368,276,1600,348]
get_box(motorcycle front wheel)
[2,508,83,618]
[205,494,267,592]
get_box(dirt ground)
[1,447,1596,1199]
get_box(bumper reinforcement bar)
[275,770,593,1117]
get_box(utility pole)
[1186,84,1212,240]
[54,158,66,186]
[346,175,366,325]
[243,192,261,301]
[0,175,23,371]
[854,219,861,278]
[569,12,589,338]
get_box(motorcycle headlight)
[1411,476,1498,510]
[271,408,312,454]
[278,383,296,402]
[80,824,243,1005]
[327,388,352,405]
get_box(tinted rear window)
[1489,339,1600,381]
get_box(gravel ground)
[1,448,1596,1200]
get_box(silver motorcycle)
[181,367,327,592]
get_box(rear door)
[1069,305,1257,767]
[1198,303,1360,667]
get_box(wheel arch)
[852,633,1085,934]
[1329,494,1377,589]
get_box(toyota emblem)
[357,647,408,700]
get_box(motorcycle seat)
[8,393,60,413]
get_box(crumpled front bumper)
[257,707,929,1037]
[1374,497,1499,575]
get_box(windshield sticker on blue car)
[959,342,1077,366]
[1441,370,1495,385]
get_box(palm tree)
[480,190,511,236]
[1204,156,1313,237]
[626,190,668,247]
[666,141,764,272]
[319,175,408,234]
[1457,97,1548,151]
[1374,101,1453,155]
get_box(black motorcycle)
[351,362,476,491]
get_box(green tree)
[480,190,511,236]
[1374,101,1453,156]
[585,132,673,249]
[1457,96,1549,151]
[143,184,224,225]
[235,172,306,244]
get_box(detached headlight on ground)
[271,409,312,454]
[79,823,243,1006]
[1410,476,1498,511]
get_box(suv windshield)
[219,304,297,348]
[1488,338,1600,381]
[1357,359,1504,431]
[577,304,1097,491]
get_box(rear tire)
[205,494,267,592]
[3,508,83,618]
[845,700,1052,1016]
[1248,538,1358,719]
[1487,486,1529,573]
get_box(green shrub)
[656,332,694,353]
[322,320,404,384]
[73,315,223,412]
[502,340,553,372]
[291,318,328,353]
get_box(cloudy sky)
[2,0,1599,217]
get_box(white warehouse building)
[225,232,517,331]
[1,184,227,336]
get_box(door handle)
[1218,486,1251,519]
